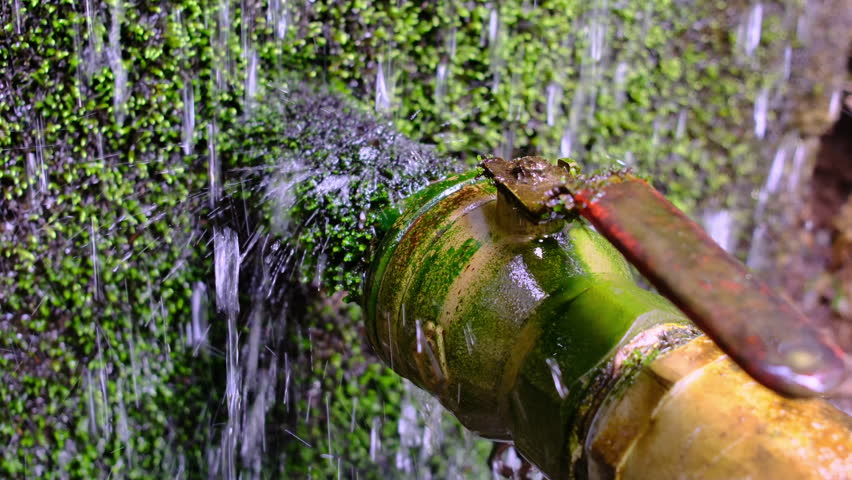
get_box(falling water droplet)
[375,62,392,113]
[463,323,476,355]
[95,328,111,436]
[214,228,240,315]
[189,282,209,353]
[748,137,795,269]
[703,210,736,253]
[786,139,808,193]
[782,45,792,80]
[764,144,788,196]
[546,82,562,127]
[448,27,457,59]
[85,369,98,436]
[827,89,842,120]
[283,353,291,408]
[369,417,381,461]
[675,109,688,140]
[268,0,289,39]
[326,394,333,461]
[245,49,259,108]
[214,226,241,480]
[560,129,573,158]
[30,117,48,195]
[350,397,358,433]
[614,62,629,106]
[435,61,449,104]
[208,121,220,209]
[545,358,569,399]
[588,16,606,63]
[182,84,196,156]
[488,8,499,48]
[753,88,768,140]
[12,0,22,34]
[91,218,102,302]
[107,0,127,125]
[741,3,763,57]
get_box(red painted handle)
[571,175,847,397]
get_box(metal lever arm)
[482,156,848,398]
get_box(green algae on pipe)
[363,168,695,477]
[364,160,852,478]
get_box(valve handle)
[482,156,848,398]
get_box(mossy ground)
[0,0,840,477]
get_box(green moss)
[1,0,216,477]
[247,0,800,216]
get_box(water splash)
[15,2,824,477]
[490,444,544,479]
[393,380,488,479]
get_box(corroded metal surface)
[481,156,574,222]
